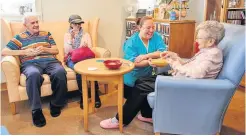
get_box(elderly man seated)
[1,14,68,127]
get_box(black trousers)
[115,72,171,125]
[66,59,100,95]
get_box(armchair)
[147,23,245,135]
[1,18,111,114]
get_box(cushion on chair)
[64,66,77,80]
[217,23,245,85]
[147,92,155,109]
[20,68,77,87]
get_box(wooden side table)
[74,58,134,133]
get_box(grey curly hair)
[196,21,225,45]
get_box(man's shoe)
[50,102,61,117]
[32,109,46,127]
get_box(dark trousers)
[66,59,99,93]
[21,60,68,111]
[116,72,171,125]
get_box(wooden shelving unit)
[204,0,245,87]
[204,0,245,25]
[227,7,246,10]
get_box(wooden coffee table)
[74,58,134,133]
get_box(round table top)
[74,58,135,76]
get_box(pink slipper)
[100,118,119,129]
[137,114,153,123]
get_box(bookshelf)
[205,0,245,87]
[204,0,245,25]
[125,18,196,58]
[126,20,137,40]
[224,7,245,25]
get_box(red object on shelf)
[103,60,122,70]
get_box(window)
[0,0,41,22]
[0,0,36,15]
[138,0,155,9]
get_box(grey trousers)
[21,60,68,111]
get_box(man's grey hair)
[196,21,225,44]
[22,13,39,24]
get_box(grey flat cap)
[68,14,84,24]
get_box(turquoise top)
[123,32,167,87]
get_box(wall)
[185,0,205,25]
[36,0,205,58]
[36,0,128,57]
[0,19,5,83]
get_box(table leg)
[118,76,124,133]
[82,75,89,132]
[91,81,95,113]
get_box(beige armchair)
[1,18,111,114]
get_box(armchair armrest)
[155,76,235,91]
[91,47,111,58]
[1,56,21,102]
[152,75,236,134]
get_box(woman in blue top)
[100,16,167,128]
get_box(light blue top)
[123,32,167,87]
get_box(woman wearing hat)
[64,14,101,109]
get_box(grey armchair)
[147,23,245,135]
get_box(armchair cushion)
[147,92,155,109]
[217,23,245,85]
[91,47,111,58]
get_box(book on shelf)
[154,22,170,35]
[164,36,169,46]
[160,35,169,46]
[227,10,245,20]
[126,21,136,30]
[227,20,242,24]
[241,11,245,19]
